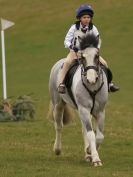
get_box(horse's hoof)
[92,161,102,167]
[54,149,61,155]
[85,154,92,162]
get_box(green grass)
[0,0,133,176]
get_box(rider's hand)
[69,45,79,53]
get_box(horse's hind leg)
[53,101,64,155]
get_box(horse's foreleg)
[53,103,64,155]
[82,122,91,162]
[79,106,102,166]
[95,110,105,150]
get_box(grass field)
[0,0,133,176]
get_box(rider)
[58,4,119,94]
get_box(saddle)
[64,60,112,89]
[64,60,80,89]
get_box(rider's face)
[80,15,92,26]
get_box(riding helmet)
[76,5,94,19]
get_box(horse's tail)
[47,101,75,125]
[47,101,54,122]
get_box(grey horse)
[48,34,108,167]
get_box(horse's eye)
[81,55,86,66]
[95,54,99,64]
[95,54,99,59]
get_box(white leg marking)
[87,131,102,166]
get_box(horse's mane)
[80,34,99,50]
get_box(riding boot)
[109,83,120,92]
[106,68,120,92]
[58,83,66,94]
[100,63,120,92]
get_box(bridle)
[81,51,100,77]
[77,51,104,114]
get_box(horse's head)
[80,34,100,85]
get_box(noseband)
[84,65,99,76]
